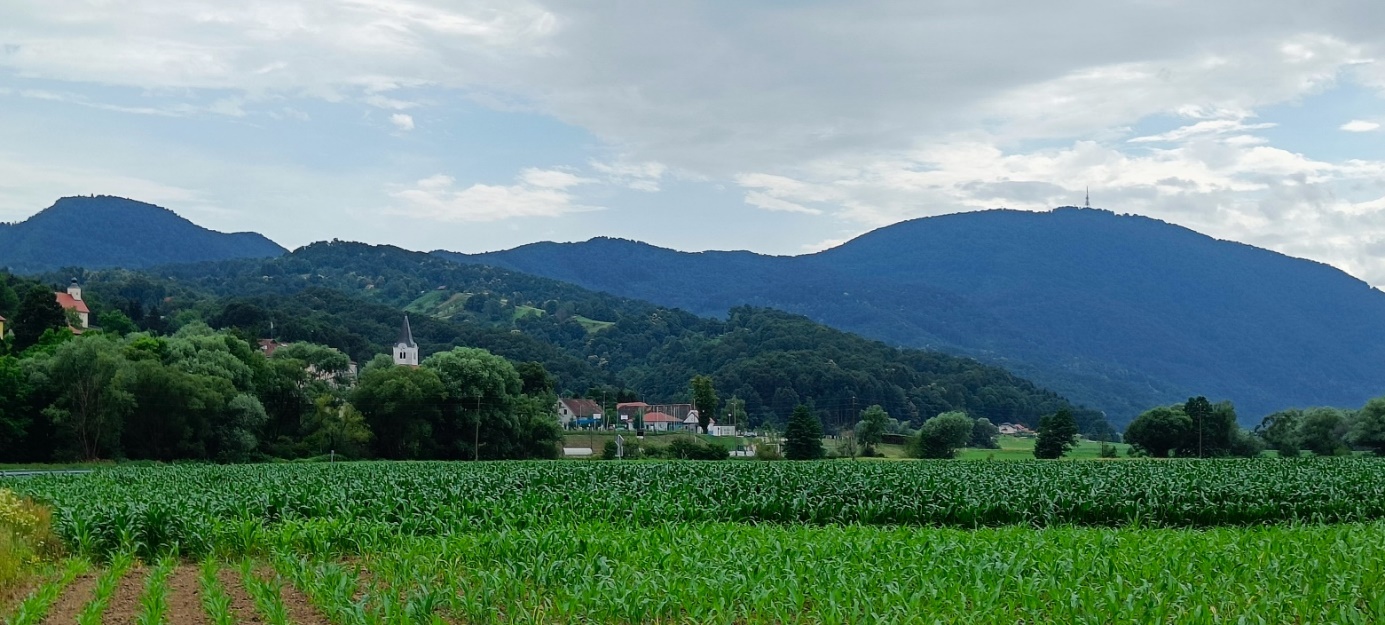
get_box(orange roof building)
[55,279,90,330]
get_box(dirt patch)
[0,574,48,616]
[255,568,330,625]
[102,566,146,625]
[37,571,98,625]
[165,566,211,625]
[215,568,262,625]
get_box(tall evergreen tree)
[690,375,718,433]
[783,404,824,460]
[1034,409,1079,459]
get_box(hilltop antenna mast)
[1085,187,1090,208]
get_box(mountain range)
[6,195,1383,424]
[0,196,285,273]
[443,208,1385,423]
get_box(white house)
[641,411,680,432]
[556,398,603,428]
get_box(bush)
[664,437,728,461]
[0,489,60,594]
[754,444,783,461]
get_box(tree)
[912,411,973,459]
[303,396,373,458]
[516,361,555,395]
[117,358,225,461]
[351,357,446,459]
[783,404,824,460]
[855,404,890,455]
[1124,406,1191,457]
[691,375,718,434]
[970,417,1001,449]
[273,342,351,383]
[1300,407,1350,456]
[1034,409,1079,459]
[0,278,19,321]
[13,286,66,353]
[424,346,557,460]
[217,394,270,462]
[1350,397,1385,455]
[1255,409,1302,457]
[97,310,139,336]
[0,356,31,457]
[32,336,133,460]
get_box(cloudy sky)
[3,1,1385,282]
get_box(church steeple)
[393,315,419,366]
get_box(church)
[393,315,420,366]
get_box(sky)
[2,1,1385,283]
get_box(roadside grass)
[0,489,63,598]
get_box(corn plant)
[239,560,290,625]
[76,552,135,625]
[6,558,89,625]
[134,555,175,625]
[197,558,235,625]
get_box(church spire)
[396,315,417,348]
[393,315,419,366]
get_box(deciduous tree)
[1034,409,1080,459]
[912,411,973,459]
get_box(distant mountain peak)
[0,195,286,273]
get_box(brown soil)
[214,568,262,624]
[0,573,48,617]
[101,566,146,625]
[254,568,330,625]
[165,566,211,625]
[37,571,97,625]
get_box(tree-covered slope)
[67,240,1107,434]
[442,208,1385,423]
[0,196,285,272]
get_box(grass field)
[4,458,1384,623]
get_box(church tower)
[393,315,419,366]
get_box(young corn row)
[134,556,176,625]
[9,459,1385,559]
[348,522,1385,624]
[75,553,134,625]
[198,559,236,625]
[5,559,88,625]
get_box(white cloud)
[389,168,597,222]
[1341,119,1381,132]
[590,159,667,192]
[390,113,415,131]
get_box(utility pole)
[474,395,482,461]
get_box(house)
[55,279,89,330]
[679,413,701,433]
[557,398,603,428]
[997,423,1034,436]
[0,314,6,338]
[641,411,681,432]
[257,339,284,357]
[393,315,420,366]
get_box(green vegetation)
[1,458,1383,623]
[4,459,1385,562]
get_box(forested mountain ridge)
[442,207,1385,424]
[0,196,285,273]
[45,240,1108,435]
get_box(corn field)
[4,459,1385,623]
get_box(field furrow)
[35,571,95,625]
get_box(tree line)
[0,274,562,462]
